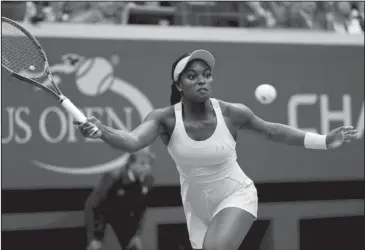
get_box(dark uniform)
[85,154,154,249]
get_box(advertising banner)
[2,29,364,189]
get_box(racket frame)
[1,16,100,128]
[1,17,64,100]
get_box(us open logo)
[31,53,154,175]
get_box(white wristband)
[304,132,327,150]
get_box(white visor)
[173,49,215,82]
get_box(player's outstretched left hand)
[326,126,360,149]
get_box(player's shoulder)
[215,99,252,117]
[144,106,176,134]
[145,106,174,121]
[215,99,254,127]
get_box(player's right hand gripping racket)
[1,17,99,135]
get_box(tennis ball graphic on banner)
[76,57,114,96]
[29,54,155,175]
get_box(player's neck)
[182,99,212,119]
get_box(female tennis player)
[77,49,359,250]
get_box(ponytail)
[170,82,181,105]
[170,52,191,106]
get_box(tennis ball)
[255,84,277,104]
[75,57,114,96]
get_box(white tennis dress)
[167,98,258,249]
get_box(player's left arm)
[230,103,359,149]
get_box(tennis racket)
[1,17,99,134]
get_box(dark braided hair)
[170,52,191,105]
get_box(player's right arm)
[78,109,165,152]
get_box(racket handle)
[60,97,87,123]
[60,97,101,137]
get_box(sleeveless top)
[167,98,238,184]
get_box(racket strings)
[1,22,47,80]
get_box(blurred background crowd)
[2,1,364,34]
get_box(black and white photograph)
[1,1,364,250]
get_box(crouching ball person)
[85,150,155,250]
[78,50,359,250]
